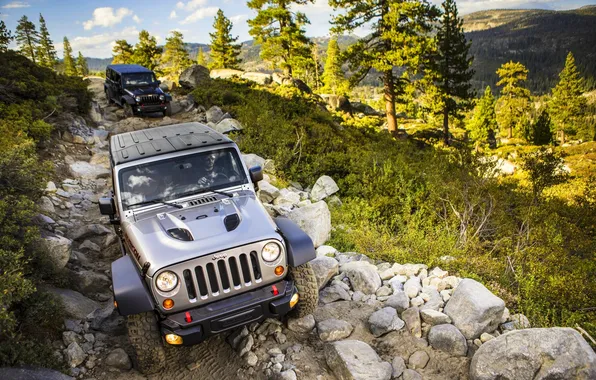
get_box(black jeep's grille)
[140,94,161,105]
[183,251,262,301]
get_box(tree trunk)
[560,130,566,145]
[384,70,397,134]
[443,108,450,145]
[508,125,513,139]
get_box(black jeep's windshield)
[122,72,157,88]
[118,148,248,211]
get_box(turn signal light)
[274,265,285,276]
[165,334,183,345]
[290,293,299,309]
[113,300,118,308]
[163,298,175,310]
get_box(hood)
[122,191,281,277]
[126,86,164,96]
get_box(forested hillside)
[463,6,596,93]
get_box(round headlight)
[159,95,165,101]
[262,242,281,262]
[135,96,141,102]
[156,271,178,292]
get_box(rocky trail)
[26,73,595,380]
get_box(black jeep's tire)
[123,102,134,118]
[288,262,319,318]
[104,88,113,104]
[127,312,166,375]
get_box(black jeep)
[105,64,173,117]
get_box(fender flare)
[121,94,136,105]
[274,217,316,267]
[112,255,154,316]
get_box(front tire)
[163,102,172,117]
[288,262,319,318]
[123,102,134,118]
[127,312,166,375]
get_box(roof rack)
[107,64,153,74]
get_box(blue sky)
[1,0,595,58]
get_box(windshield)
[118,148,248,211]
[122,72,157,87]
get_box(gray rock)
[287,201,331,247]
[246,351,258,366]
[78,239,100,253]
[273,189,301,206]
[69,161,110,180]
[325,340,393,380]
[179,64,210,89]
[238,334,254,357]
[227,326,249,349]
[241,71,272,85]
[310,175,339,202]
[402,369,422,380]
[511,313,531,329]
[71,269,111,297]
[376,286,393,297]
[40,233,72,269]
[480,332,494,343]
[428,324,467,356]
[320,284,351,304]
[420,309,451,325]
[210,68,244,79]
[64,319,83,333]
[392,356,406,378]
[0,368,73,380]
[443,278,505,339]
[69,224,111,241]
[214,118,243,134]
[385,291,410,313]
[344,262,382,295]
[402,307,422,338]
[62,331,80,346]
[404,277,422,299]
[311,256,339,289]
[46,287,100,320]
[64,342,86,368]
[408,350,429,370]
[287,314,315,333]
[317,319,354,342]
[316,245,338,257]
[206,105,225,124]
[369,307,405,337]
[419,286,443,311]
[470,328,596,380]
[258,181,280,203]
[40,196,56,213]
[105,347,132,370]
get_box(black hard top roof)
[107,64,153,74]
[109,122,233,165]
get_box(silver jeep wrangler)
[99,122,319,374]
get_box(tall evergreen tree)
[530,109,553,145]
[209,9,242,70]
[430,0,475,145]
[112,39,134,64]
[76,51,89,77]
[162,31,191,80]
[330,0,440,133]
[549,52,586,143]
[468,86,497,143]
[247,0,314,76]
[197,47,207,66]
[62,37,77,76]
[37,14,57,69]
[321,38,349,95]
[131,30,162,73]
[15,15,39,63]
[495,61,531,139]
[0,20,12,53]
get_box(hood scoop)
[157,212,195,242]
[167,228,193,241]
[224,213,241,232]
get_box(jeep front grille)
[140,94,161,104]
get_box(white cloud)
[169,10,177,19]
[57,27,140,57]
[176,2,185,9]
[83,7,133,30]
[294,0,332,13]
[180,6,218,24]
[230,14,247,24]
[176,0,209,11]
[133,15,141,23]
[1,1,30,9]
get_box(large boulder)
[210,68,245,79]
[179,64,211,89]
[69,223,112,241]
[310,256,339,289]
[368,307,405,337]
[241,72,272,85]
[443,278,505,339]
[311,175,340,202]
[214,118,243,134]
[68,161,110,180]
[325,340,393,380]
[320,94,352,113]
[317,319,354,342]
[343,262,382,295]
[428,324,468,357]
[46,287,101,319]
[470,328,596,380]
[0,368,73,380]
[40,232,72,269]
[286,201,331,247]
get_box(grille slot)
[187,195,218,207]
[229,257,241,287]
[183,269,196,301]
[140,94,161,104]
[206,263,219,294]
[195,267,208,297]
[217,260,231,291]
[239,254,251,284]
[250,251,262,280]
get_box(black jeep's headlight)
[135,96,141,103]
[262,242,281,262]
[159,95,165,101]
[156,271,178,292]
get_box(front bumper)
[134,103,167,113]
[159,279,296,346]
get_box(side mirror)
[99,197,116,216]
[249,166,264,184]
[156,80,161,85]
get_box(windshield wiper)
[127,199,183,209]
[177,187,235,199]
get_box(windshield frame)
[114,145,250,213]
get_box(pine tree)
[197,47,207,66]
[549,52,586,143]
[0,20,13,53]
[468,86,497,143]
[112,40,134,64]
[321,38,349,95]
[531,109,553,145]
[76,51,89,77]
[495,61,531,139]
[162,31,191,80]
[37,14,57,69]
[62,37,77,76]
[330,0,440,133]
[209,9,242,70]
[247,0,314,76]
[430,0,475,145]
[15,15,39,63]
[131,30,162,73]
